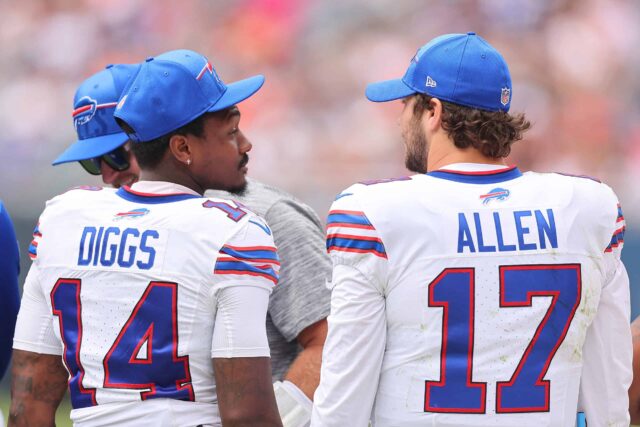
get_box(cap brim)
[365,78,417,102]
[52,132,129,165]
[207,75,265,113]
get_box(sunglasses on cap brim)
[79,145,131,175]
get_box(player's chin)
[113,175,138,189]
[227,175,248,195]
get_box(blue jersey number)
[103,282,194,401]
[51,279,97,409]
[496,265,581,412]
[202,200,247,222]
[425,264,581,414]
[51,280,194,408]
[425,268,486,413]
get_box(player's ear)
[168,134,192,165]
[424,97,443,131]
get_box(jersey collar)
[427,163,522,184]
[116,181,202,204]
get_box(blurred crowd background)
[1,0,639,420]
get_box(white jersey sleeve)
[210,214,280,358]
[312,189,389,427]
[211,214,280,292]
[311,264,385,427]
[13,262,61,355]
[578,200,631,426]
[211,285,271,358]
[324,189,389,286]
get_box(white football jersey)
[14,182,279,426]
[312,164,631,427]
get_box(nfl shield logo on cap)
[501,87,511,107]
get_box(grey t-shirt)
[205,179,332,380]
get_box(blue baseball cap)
[114,49,265,143]
[53,64,140,165]
[366,32,512,112]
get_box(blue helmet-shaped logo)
[72,96,98,130]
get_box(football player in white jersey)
[311,33,631,427]
[51,61,331,427]
[11,51,282,426]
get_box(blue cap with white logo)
[113,49,265,143]
[366,33,512,112]
[53,63,140,165]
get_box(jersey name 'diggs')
[457,208,558,253]
[77,226,159,269]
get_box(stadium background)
[1,0,639,424]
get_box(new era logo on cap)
[366,32,512,112]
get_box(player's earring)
[186,158,192,166]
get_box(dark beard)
[227,181,247,196]
[227,154,250,195]
[404,117,428,174]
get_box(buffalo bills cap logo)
[116,94,128,110]
[196,58,222,84]
[480,187,510,205]
[73,96,98,129]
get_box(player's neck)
[426,135,506,172]
[138,163,205,195]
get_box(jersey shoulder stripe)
[327,209,375,230]
[214,245,280,284]
[326,233,387,259]
[28,222,41,260]
[605,203,625,253]
[219,245,280,264]
[605,226,626,253]
[616,204,624,223]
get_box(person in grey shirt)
[54,84,331,426]
[207,179,330,388]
